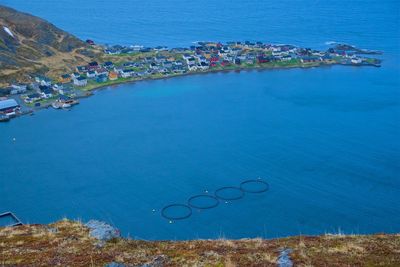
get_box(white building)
[73,76,88,87]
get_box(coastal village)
[0,41,381,122]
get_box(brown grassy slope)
[0,5,102,86]
[0,220,399,267]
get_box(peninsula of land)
[0,4,382,121]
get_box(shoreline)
[83,61,372,93]
[1,61,378,120]
[40,61,377,108]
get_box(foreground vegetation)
[0,220,399,266]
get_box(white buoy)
[12,137,16,142]
[169,220,173,224]
[152,209,156,212]
[205,190,208,193]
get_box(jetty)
[0,114,10,122]
[0,212,23,227]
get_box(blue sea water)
[0,0,399,240]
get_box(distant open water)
[0,0,399,239]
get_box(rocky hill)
[0,5,100,86]
[0,220,399,266]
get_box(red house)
[257,55,271,63]
[221,60,231,66]
[210,56,219,63]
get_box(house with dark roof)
[88,61,99,70]
[72,72,81,79]
[96,74,108,83]
[87,70,96,78]
[257,55,272,63]
[35,76,52,86]
[163,61,173,68]
[105,48,121,55]
[73,76,88,87]
[154,56,167,63]
[59,74,72,84]
[40,86,54,98]
[199,62,209,70]
[86,39,95,45]
[120,69,134,78]
[77,65,88,73]
[123,62,136,67]
[25,93,42,103]
[149,62,160,70]
[139,47,151,53]
[10,84,27,95]
[300,56,321,63]
[96,68,109,77]
[103,61,114,69]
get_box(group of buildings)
[0,41,377,121]
[0,75,79,120]
[63,41,371,89]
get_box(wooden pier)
[0,212,23,227]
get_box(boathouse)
[0,99,19,114]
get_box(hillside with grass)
[0,220,399,266]
[0,5,101,86]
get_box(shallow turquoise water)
[0,0,399,239]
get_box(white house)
[73,76,88,87]
[185,57,196,67]
[10,84,27,95]
[35,77,52,86]
[120,69,134,78]
[351,58,363,64]
[86,71,96,78]
[96,68,109,76]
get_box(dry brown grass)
[0,221,399,266]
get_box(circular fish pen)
[161,204,192,220]
[188,194,219,209]
[214,186,244,201]
[161,179,270,221]
[240,179,269,193]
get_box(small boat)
[52,102,61,109]
[0,114,10,122]
[52,98,79,110]
[69,99,79,105]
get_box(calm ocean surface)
[0,0,399,239]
